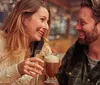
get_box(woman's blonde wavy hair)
[2,0,51,56]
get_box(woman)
[0,0,50,84]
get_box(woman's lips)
[38,31,44,37]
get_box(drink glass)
[34,50,44,85]
[35,50,44,60]
[44,53,59,85]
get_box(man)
[57,0,100,85]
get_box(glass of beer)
[34,50,44,85]
[44,53,59,85]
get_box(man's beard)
[79,26,99,45]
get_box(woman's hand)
[17,57,44,77]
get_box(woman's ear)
[97,23,100,32]
[22,16,28,27]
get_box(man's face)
[75,7,99,45]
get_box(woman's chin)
[31,36,42,41]
[35,37,42,41]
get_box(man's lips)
[79,32,84,36]
[78,31,85,39]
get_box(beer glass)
[44,53,59,85]
[35,50,44,60]
[34,50,44,85]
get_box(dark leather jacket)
[57,40,100,85]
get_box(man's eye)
[81,22,86,26]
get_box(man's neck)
[88,42,100,61]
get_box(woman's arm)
[0,57,44,84]
[0,64,21,84]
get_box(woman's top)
[0,30,35,85]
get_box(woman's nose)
[43,22,49,31]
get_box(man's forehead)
[77,8,94,22]
[78,7,92,17]
[79,7,92,14]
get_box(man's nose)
[75,23,81,30]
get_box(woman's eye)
[40,18,45,22]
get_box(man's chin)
[79,39,86,45]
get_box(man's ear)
[96,22,100,33]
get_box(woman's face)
[23,6,49,42]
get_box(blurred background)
[0,0,81,56]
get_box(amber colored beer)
[45,54,59,77]
[44,54,59,85]
[45,62,59,77]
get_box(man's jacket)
[57,40,100,85]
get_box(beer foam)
[45,54,59,63]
